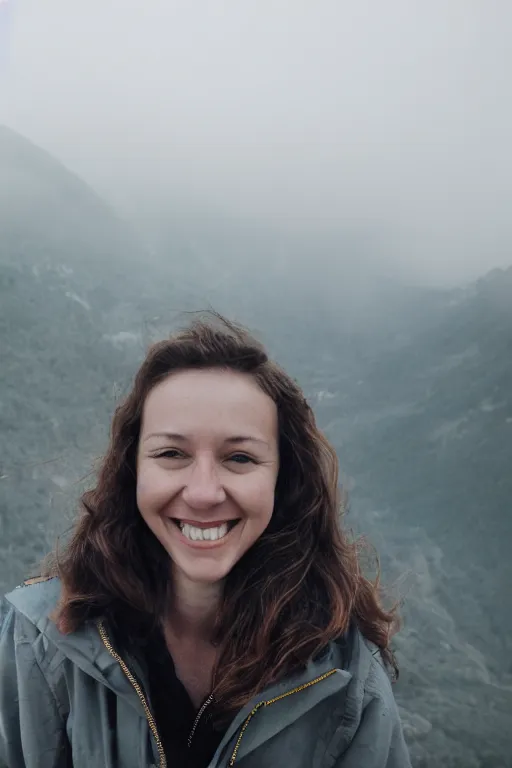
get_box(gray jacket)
[0,578,411,768]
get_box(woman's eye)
[228,453,254,464]
[152,451,254,464]
[156,449,184,459]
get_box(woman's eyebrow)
[224,435,270,447]
[143,432,269,447]
[143,432,187,443]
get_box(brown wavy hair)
[48,311,399,716]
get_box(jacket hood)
[5,578,148,715]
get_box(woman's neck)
[166,570,224,643]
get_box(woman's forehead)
[141,368,278,439]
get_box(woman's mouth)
[171,519,240,543]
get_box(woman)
[0,313,411,768]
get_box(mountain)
[316,267,512,648]
[0,125,145,585]
[308,267,512,766]
[0,125,140,273]
[1,129,511,765]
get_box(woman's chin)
[171,558,232,586]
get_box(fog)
[2,0,512,285]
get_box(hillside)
[0,129,511,766]
[0,125,140,273]
[318,268,512,650]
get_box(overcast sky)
[1,0,511,285]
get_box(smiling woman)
[137,368,279,594]
[0,312,411,768]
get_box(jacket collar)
[209,644,353,766]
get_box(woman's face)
[137,368,279,585]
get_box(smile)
[171,519,240,544]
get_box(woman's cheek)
[136,466,158,509]
[137,466,176,511]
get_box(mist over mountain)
[0,125,141,272]
[1,128,511,766]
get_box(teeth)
[180,522,230,542]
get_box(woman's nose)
[181,459,227,509]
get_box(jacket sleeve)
[333,693,412,768]
[0,597,68,768]
[327,651,412,768]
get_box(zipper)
[227,668,338,766]
[187,692,214,748]
[97,619,167,768]
[97,620,336,768]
